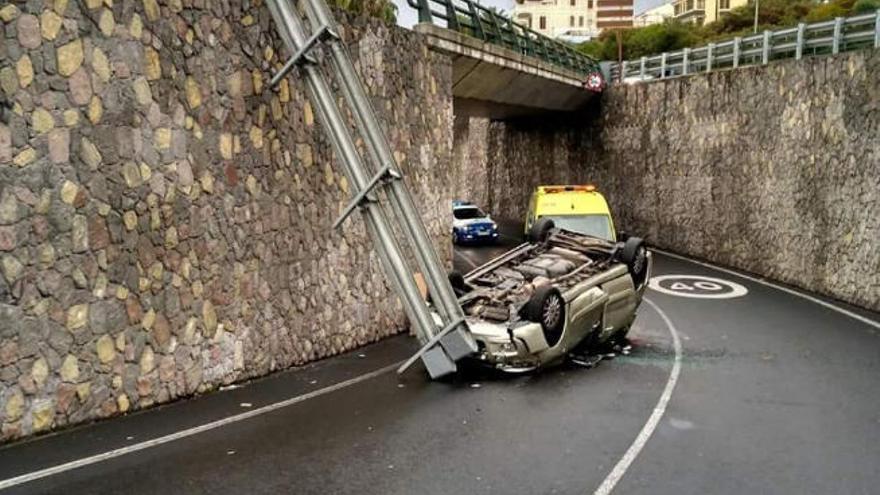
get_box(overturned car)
[448,219,651,372]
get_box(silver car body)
[455,230,652,372]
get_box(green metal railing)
[613,9,880,82]
[407,0,601,76]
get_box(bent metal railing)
[612,9,880,82]
[407,0,601,76]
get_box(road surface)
[0,222,878,494]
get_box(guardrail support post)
[621,61,628,81]
[465,0,486,40]
[762,30,771,64]
[832,17,843,54]
[660,52,667,79]
[795,22,805,60]
[733,37,741,68]
[875,9,880,48]
[640,56,647,78]
[682,48,690,75]
[706,43,714,72]
[445,0,460,31]
[416,0,432,23]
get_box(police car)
[452,201,499,245]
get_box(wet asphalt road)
[1,222,878,494]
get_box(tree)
[852,0,880,13]
[575,0,875,60]
[328,0,398,24]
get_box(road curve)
[0,243,878,495]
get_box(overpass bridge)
[406,0,603,118]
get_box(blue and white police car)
[452,200,499,244]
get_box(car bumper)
[466,319,544,371]
[458,230,499,242]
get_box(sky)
[393,0,668,28]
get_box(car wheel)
[528,218,555,243]
[620,237,648,287]
[523,286,565,347]
[452,230,459,245]
[448,271,469,296]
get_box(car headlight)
[497,341,517,353]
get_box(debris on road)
[239,402,253,408]
[570,354,602,368]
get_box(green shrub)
[577,0,876,60]
[853,0,880,13]
[329,0,398,24]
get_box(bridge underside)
[414,24,596,119]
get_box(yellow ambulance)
[524,185,616,241]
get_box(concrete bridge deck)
[415,24,596,118]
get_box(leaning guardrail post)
[762,30,771,64]
[640,56,647,78]
[660,52,667,79]
[682,48,690,76]
[875,9,880,48]
[706,43,714,72]
[733,37,741,68]
[795,22,805,59]
[832,17,843,54]
[269,0,477,378]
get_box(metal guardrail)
[612,9,880,82]
[407,0,601,76]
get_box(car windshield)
[453,207,486,220]
[541,214,613,240]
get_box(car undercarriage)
[447,223,651,372]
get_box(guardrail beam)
[611,10,879,84]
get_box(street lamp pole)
[753,0,759,33]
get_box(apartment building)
[673,0,747,25]
[634,2,675,27]
[596,0,634,30]
[513,0,631,40]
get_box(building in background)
[634,1,675,26]
[596,0,634,30]
[513,0,602,41]
[673,0,747,25]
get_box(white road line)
[0,362,401,491]
[651,248,880,330]
[454,249,479,270]
[593,297,682,495]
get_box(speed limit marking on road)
[648,275,749,299]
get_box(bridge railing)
[407,0,601,76]
[611,9,880,82]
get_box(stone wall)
[0,0,453,442]
[466,50,880,312]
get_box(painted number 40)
[649,275,749,299]
[669,280,724,292]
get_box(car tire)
[448,271,469,296]
[528,218,555,243]
[523,286,565,347]
[620,237,648,287]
